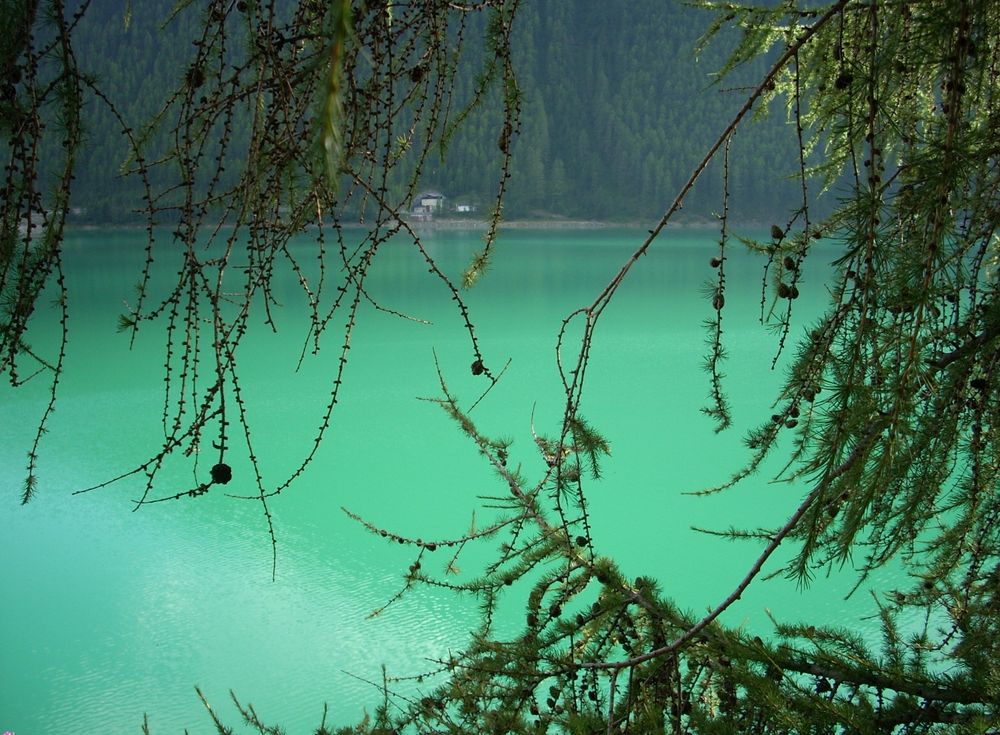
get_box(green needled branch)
[322,0,352,187]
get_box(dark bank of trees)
[57,0,808,223]
[4,0,1000,733]
[434,2,812,222]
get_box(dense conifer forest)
[65,1,813,224]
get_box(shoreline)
[392,214,733,230]
[67,216,739,232]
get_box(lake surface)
[2,227,904,732]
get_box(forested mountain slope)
[66,1,820,223]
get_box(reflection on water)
[2,228,901,732]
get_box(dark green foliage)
[36,0,814,224]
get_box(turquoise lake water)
[1,227,907,733]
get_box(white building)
[414,191,445,213]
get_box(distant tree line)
[61,0,821,224]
